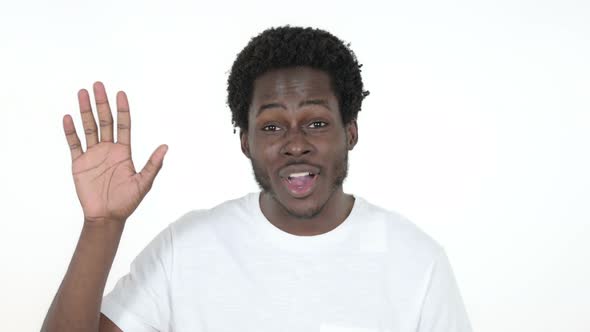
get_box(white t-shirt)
[101,192,472,332]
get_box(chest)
[169,245,422,332]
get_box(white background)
[1,0,588,331]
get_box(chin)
[268,180,339,220]
[273,193,326,220]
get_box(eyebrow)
[256,99,332,116]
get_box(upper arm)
[99,313,123,332]
[417,251,472,332]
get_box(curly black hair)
[227,26,369,132]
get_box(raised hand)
[62,82,168,224]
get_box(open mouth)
[282,171,318,198]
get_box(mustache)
[280,159,322,170]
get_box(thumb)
[138,144,168,193]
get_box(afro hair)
[227,26,369,132]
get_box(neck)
[259,189,355,236]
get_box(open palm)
[63,82,167,224]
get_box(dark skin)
[43,67,358,332]
[241,66,359,236]
[42,82,164,332]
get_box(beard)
[250,151,349,220]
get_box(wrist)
[83,217,126,230]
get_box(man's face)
[241,66,358,219]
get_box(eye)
[262,124,281,132]
[308,121,328,129]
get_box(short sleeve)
[101,227,173,332]
[417,250,473,332]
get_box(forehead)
[251,67,335,102]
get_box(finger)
[78,89,99,148]
[93,81,114,142]
[63,114,83,160]
[138,144,168,193]
[116,91,131,146]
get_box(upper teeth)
[289,172,312,178]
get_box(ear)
[345,119,358,150]
[240,129,251,158]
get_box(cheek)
[250,137,281,164]
[316,134,348,155]
[322,145,349,171]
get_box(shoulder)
[355,196,443,261]
[166,193,256,247]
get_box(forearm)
[41,220,125,332]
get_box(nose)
[280,128,313,158]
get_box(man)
[42,26,472,332]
